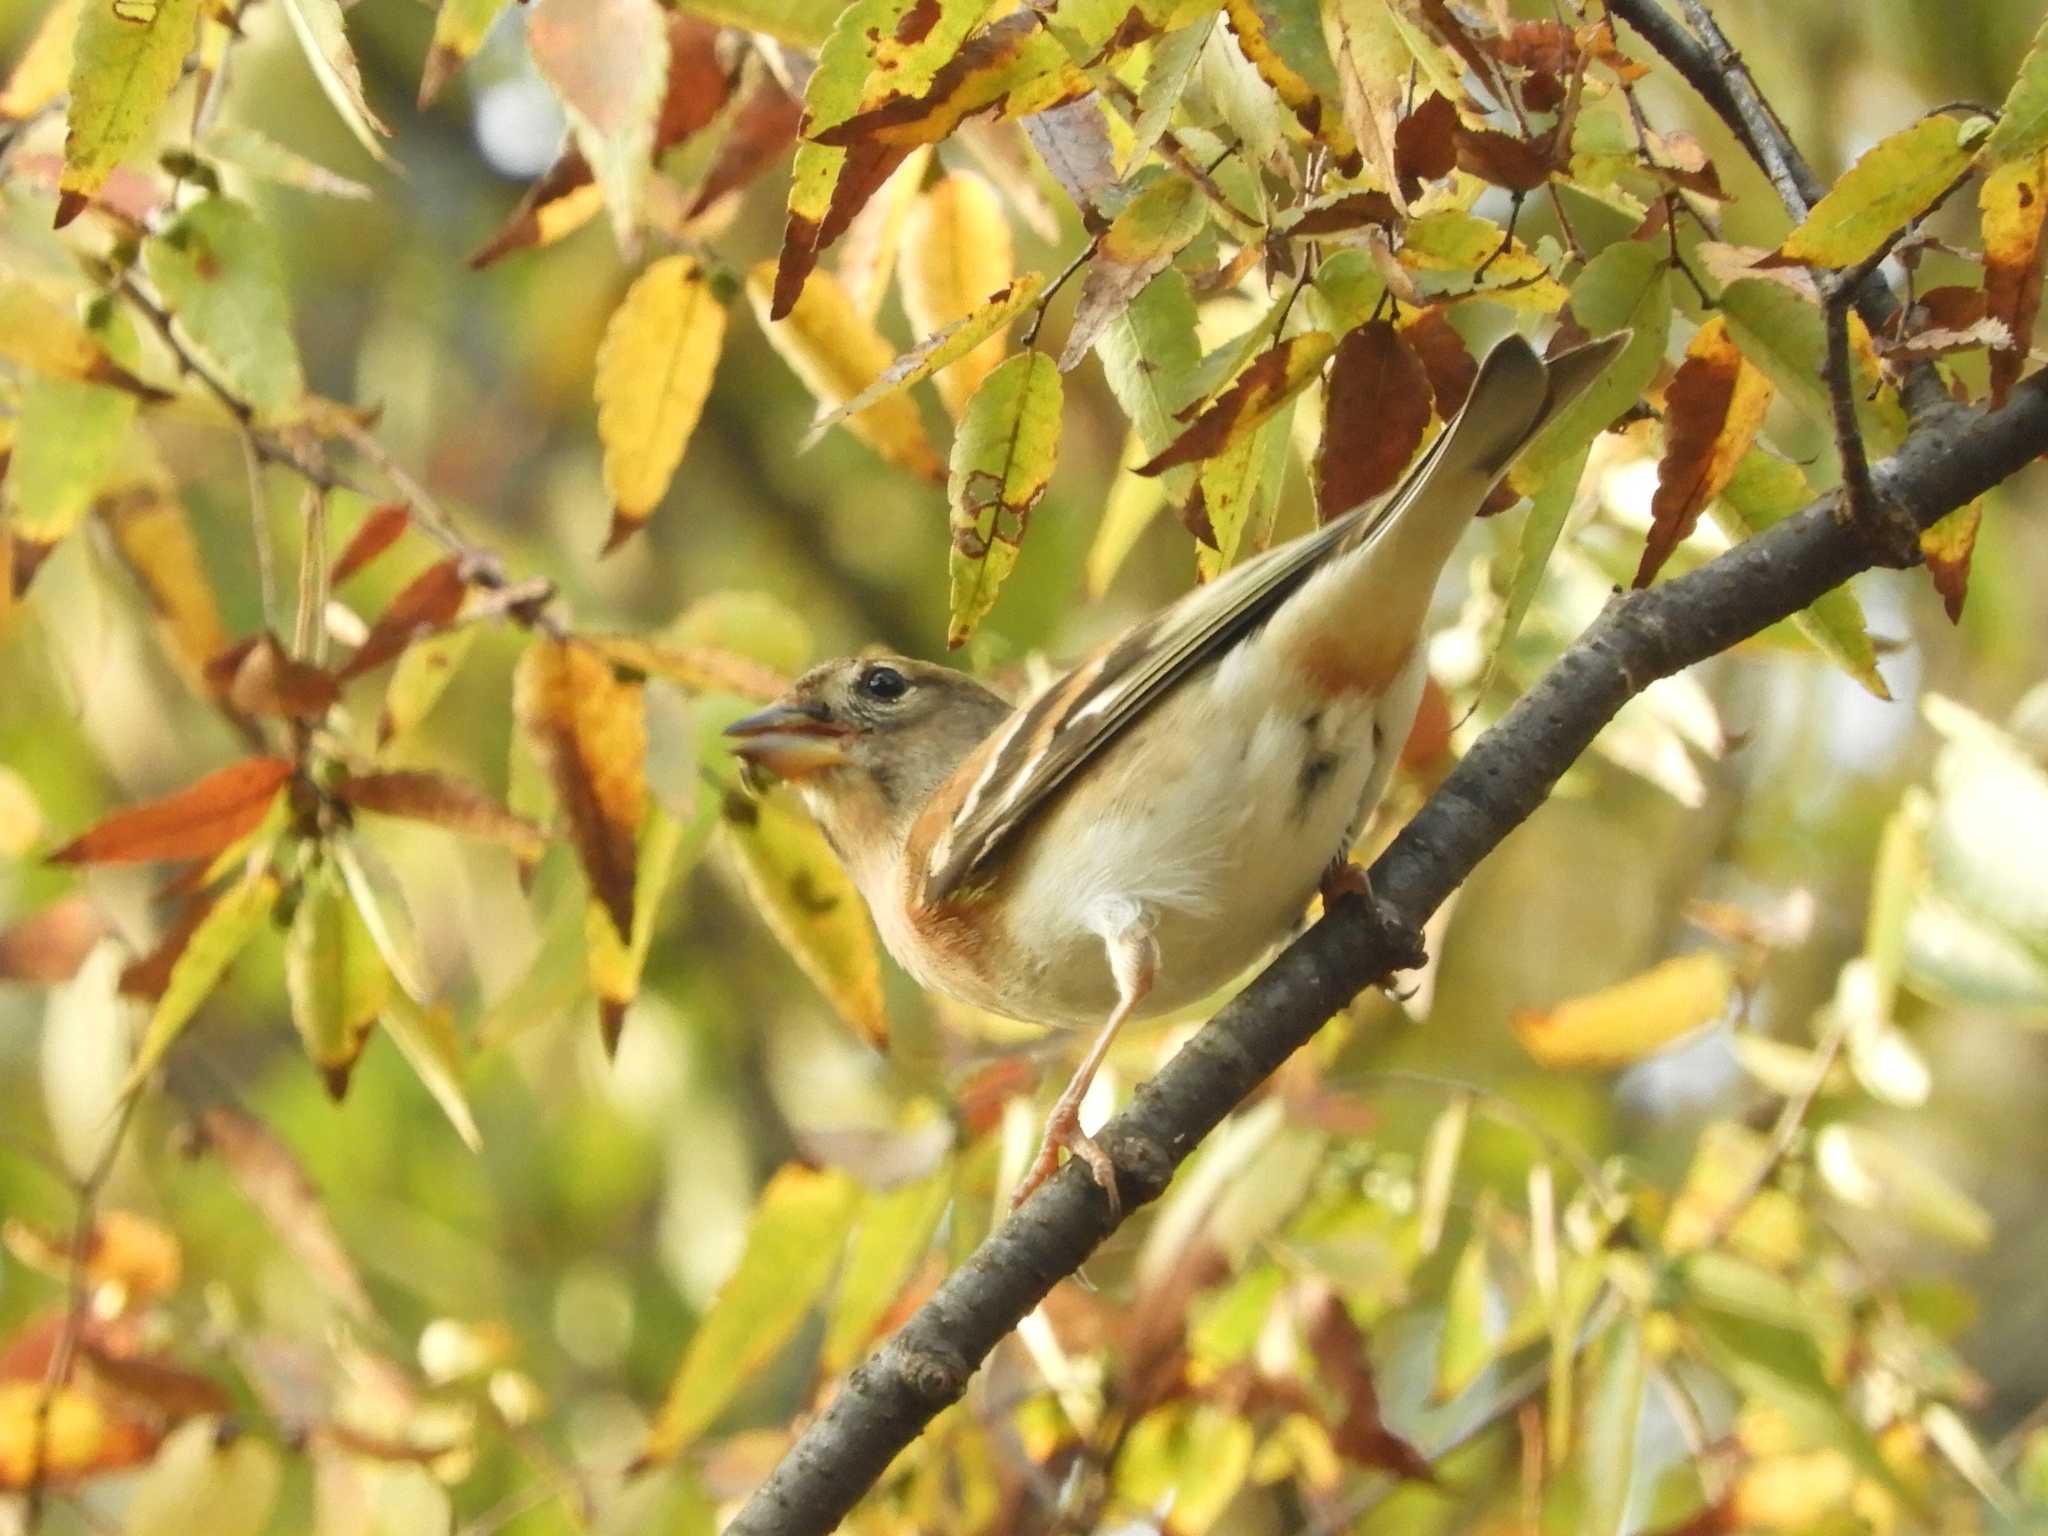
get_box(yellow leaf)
[57,0,203,223]
[644,1165,860,1461]
[285,861,390,1096]
[947,349,1062,646]
[128,872,282,1090]
[419,0,512,106]
[100,482,229,692]
[1775,115,1984,270]
[0,0,79,119]
[1980,152,2047,407]
[718,785,888,1048]
[594,254,731,550]
[1512,951,1733,1068]
[899,170,1016,417]
[745,262,943,481]
[514,637,648,943]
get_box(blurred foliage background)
[3,0,2048,1531]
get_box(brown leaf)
[0,898,106,984]
[217,633,340,720]
[467,148,602,269]
[1401,305,1478,418]
[1638,315,1773,587]
[1138,332,1334,476]
[1394,92,1459,191]
[338,769,547,863]
[337,557,466,681]
[514,637,646,939]
[1289,189,1399,236]
[1317,320,1432,518]
[1301,1286,1437,1483]
[1920,500,1982,623]
[1453,124,1557,193]
[686,76,801,219]
[331,504,410,585]
[49,758,292,867]
[1981,151,2047,407]
[652,12,733,150]
[194,1106,376,1323]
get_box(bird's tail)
[1344,329,1630,578]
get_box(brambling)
[727,330,1628,1211]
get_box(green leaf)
[807,272,1047,443]
[1128,18,1216,173]
[142,197,305,423]
[1777,115,1984,269]
[1510,244,1668,495]
[3,373,133,544]
[1814,1123,1993,1251]
[1712,448,1889,699]
[947,349,1062,646]
[822,1170,952,1373]
[1095,268,1202,481]
[57,0,204,223]
[1687,1304,1895,1489]
[643,1164,861,1460]
[285,861,390,1095]
[380,990,482,1152]
[127,872,281,1089]
[1984,15,2048,167]
[1435,1229,1496,1401]
[1060,174,1210,369]
[1500,443,1591,663]
[278,0,391,166]
[1579,1318,1645,1536]
[673,0,842,47]
[1085,427,1170,597]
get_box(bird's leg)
[1320,854,1427,980]
[1013,915,1157,1218]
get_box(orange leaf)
[330,503,410,584]
[337,557,466,681]
[338,769,547,863]
[1638,316,1773,587]
[514,637,647,939]
[49,758,291,867]
[686,77,801,219]
[1317,319,1432,518]
[1981,151,2048,407]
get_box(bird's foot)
[1013,1101,1120,1218]
[1320,857,1427,980]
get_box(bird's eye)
[858,664,909,702]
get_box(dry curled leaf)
[1638,315,1774,588]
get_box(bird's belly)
[999,693,1387,1026]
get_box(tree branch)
[723,371,2048,1536]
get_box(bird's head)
[724,655,1011,863]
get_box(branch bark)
[722,363,2048,1536]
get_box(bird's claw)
[1320,859,1428,978]
[1013,1104,1121,1218]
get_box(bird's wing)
[916,330,1626,906]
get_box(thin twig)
[294,483,328,664]
[24,1094,142,1532]
[238,427,279,636]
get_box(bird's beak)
[723,701,852,783]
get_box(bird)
[725,329,1628,1212]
